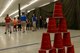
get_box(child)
[13,18,17,32]
[17,18,21,31]
[26,19,30,30]
[32,14,37,31]
[5,14,12,34]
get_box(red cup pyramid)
[39,1,75,53]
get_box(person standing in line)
[32,14,37,31]
[46,17,49,28]
[4,14,12,34]
[39,16,43,29]
[20,12,27,33]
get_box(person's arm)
[20,16,21,21]
[32,17,33,22]
[26,16,27,21]
[16,20,18,25]
[26,18,28,22]
[5,17,6,20]
[36,17,37,20]
[4,17,6,23]
[10,18,12,22]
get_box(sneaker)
[5,32,7,34]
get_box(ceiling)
[0,0,54,18]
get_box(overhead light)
[54,0,58,2]
[14,15,19,17]
[0,0,14,17]
[10,10,18,17]
[27,11,30,13]
[10,0,38,16]
[39,2,50,7]
[21,0,38,10]
[14,8,35,17]
[27,8,35,13]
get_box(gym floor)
[0,27,80,53]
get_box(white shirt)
[46,18,49,23]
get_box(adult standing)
[32,14,37,31]
[20,12,27,33]
[39,16,43,29]
[4,14,12,34]
[46,17,49,28]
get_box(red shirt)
[5,17,11,23]
[13,19,17,25]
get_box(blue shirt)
[20,15,27,21]
[32,16,37,22]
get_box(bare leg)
[5,23,8,34]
